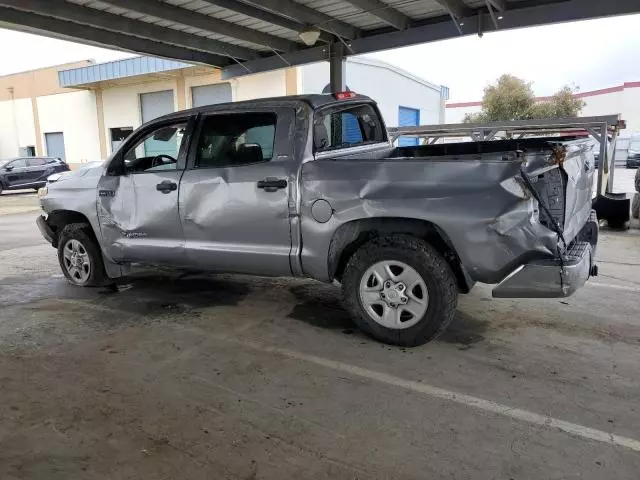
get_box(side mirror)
[5,166,14,172]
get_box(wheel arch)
[46,210,96,247]
[328,217,473,293]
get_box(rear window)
[313,103,385,152]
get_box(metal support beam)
[243,0,360,39]
[98,0,299,52]
[432,0,471,18]
[220,0,640,79]
[0,7,232,67]
[342,0,409,30]
[486,0,506,11]
[0,0,257,60]
[329,44,346,93]
[199,0,332,42]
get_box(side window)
[27,158,46,167]
[7,159,27,169]
[314,103,385,152]
[123,121,188,173]
[195,113,276,168]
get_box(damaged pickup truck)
[37,93,599,346]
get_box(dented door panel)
[97,171,185,265]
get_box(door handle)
[156,180,177,193]
[257,178,287,192]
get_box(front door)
[4,158,28,187]
[97,117,194,266]
[179,109,295,276]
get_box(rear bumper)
[36,215,56,247]
[492,214,598,298]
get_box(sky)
[1,12,640,102]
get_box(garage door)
[140,90,175,157]
[191,83,232,107]
[398,107,420,147]
[140,90,175,123]
[45,132,66,160]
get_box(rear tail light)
[334,91,357,100]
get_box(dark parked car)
[0,157,69,194]
[627,134,640,168]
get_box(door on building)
[45,132,66,160]
[140,90,176,157]
[397,107,420,147]
[191,83,232,107]
[97,116,195,266]
[179,108,295,276]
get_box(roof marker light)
[335,91,357,100]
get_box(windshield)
[0,158,13,168]
[630,135,640,149]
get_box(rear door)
[179,108,296,276]
[25,157,51,185]
[97,116,195,265]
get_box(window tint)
[27,158,46,167]
[123,122,188,173]
[195,113,276,168]
[314,103,385,152]
[7,159,27,169]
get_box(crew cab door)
[179,108,296,276]
[97,116,195,265]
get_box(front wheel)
[342,235,458,347]
[57,223,108,287]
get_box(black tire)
[57,223,108,287]
[341,235,458,347]
[635,169,640,193]
[0,183,3,194]
[632,193,640,220]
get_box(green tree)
[464,75,585,123]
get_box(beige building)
[0,56,447,165]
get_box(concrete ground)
[1,171,639,479]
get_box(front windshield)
[0,158,12,168]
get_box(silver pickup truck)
[37,93,598,346]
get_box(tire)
[0,183,3,194]
[632,193,640,220]
[57,223,108,287]
[341,235,458,347]
[635,169,640,193]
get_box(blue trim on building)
[58,56,193,87]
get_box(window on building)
[313,103,385,152]
[123,121,188,173]
[110,127,133,153]
[195,113,276,168]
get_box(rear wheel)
[341,235,458,347]
[57,223,108,287]
[632,193,640,220]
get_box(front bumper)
[36,215,56,247]
[492,213,598,298]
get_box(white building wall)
[37,91,101,164]
[300,58,444,127]
[581,88,640,137]
[234,70,287,101]
[101,80,177,154]
[0,98,36,158]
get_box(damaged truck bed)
[37,93,599,346]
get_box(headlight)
[37,186,48,199]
